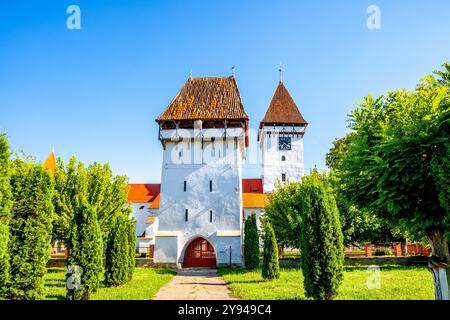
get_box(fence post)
[392,242,402,256]
[364,243,372,257]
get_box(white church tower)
[259,77,308,193]
[153,76,249,267]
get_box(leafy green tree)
[126,217,136,280]
[261,221,280,280]
[299,170,344,300]
[0,134,12,297]
[53,157,130,244]
[244,213,260,270]
[336,63,450,299]
[104,216,130,286]
[264,182,302,248]
[8,162,54,300]
[66,197,103,300]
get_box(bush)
[244,213,260,270]
[299,171,344,300]
[262,221,280,280]
[8,164,54,300]
[104,216,130,286]
[66,199,103,300]
[127,217,136,280]
[0,134,11,297]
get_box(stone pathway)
[153,268,237,300]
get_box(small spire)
[189,70,193,79]
[231,66,236,77]
[279,63,283,83]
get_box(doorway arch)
[183,237,216,268]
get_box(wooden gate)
[183,238,216,268]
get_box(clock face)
[278,136,291,150]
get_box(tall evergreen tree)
[127,217,136,280]
[8,162,54,300]
[66,198,103,300]
[261,221,280,280]
[244,213,260,270]
[299,171,344,300]
[104,215,130,287]
[0,134,12,297]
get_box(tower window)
[185,209,189,222]
[179,150,183,159]
[209,180,213,192]
[184,181,187,192]
[282,173,286,182]
[281,155,286,161]
[210,210,213,223]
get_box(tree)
[53,157,130,244]
[261,221,280,280]
[126,217,136,280]
[0,134,12,297]
[244,213,260,270]
[264,182,302,248]
[66,198,103,300]
[104,216,130,286]
[336,63,450,299]
[8,162,54,300]
[299,170,344,300]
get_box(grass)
[45,268,175,300]
[218,266,434,300]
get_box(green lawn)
[45,268,175,300]
[218,266,434,300]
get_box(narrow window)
[281,155,286,161]
[185,209,189,222]
[209,180,213,192]
[139,205,145,210]
[184,181,187,192]
[282,173,286,182]
[210,210,213,223]
[179,150,183,159]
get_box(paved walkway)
[154,268,237,300]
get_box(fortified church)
[128,73,307,267]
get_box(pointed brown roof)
[156,76,248,122]
[43,151,56,177]
[260,81,307,128]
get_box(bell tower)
[258,79,308,193]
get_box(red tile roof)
[127,184,160,203]
[242,179,263,193]
[156,76,249,122]
[260,81,307,128]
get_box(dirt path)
[153,268,237,300]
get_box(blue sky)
[1,0,449,182]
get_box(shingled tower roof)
[260,81,307,128]
[156,76,249,122]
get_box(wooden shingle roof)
[156,76,249,122]
[260,82,307,128]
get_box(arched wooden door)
[183,238,216,268]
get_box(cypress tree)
[127,217,136,280]
[8,164,54,300]
[261,221,280,280]
[299,171,344,300]
[244,213,260,270]
[67,199,103,300]
[104,215,130,286]
[0,134,12,297]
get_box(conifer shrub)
[299,171,344,300]
[244,213,260,270]
[104,215,130,286]
[8,164,54,300]
[127,217,136,280]
[261,221,280,280]
[0,134,11,298]
[66,199,103,300]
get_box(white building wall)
[155,128,245,266]
[129,203,158,253]
[260,126,305,193]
